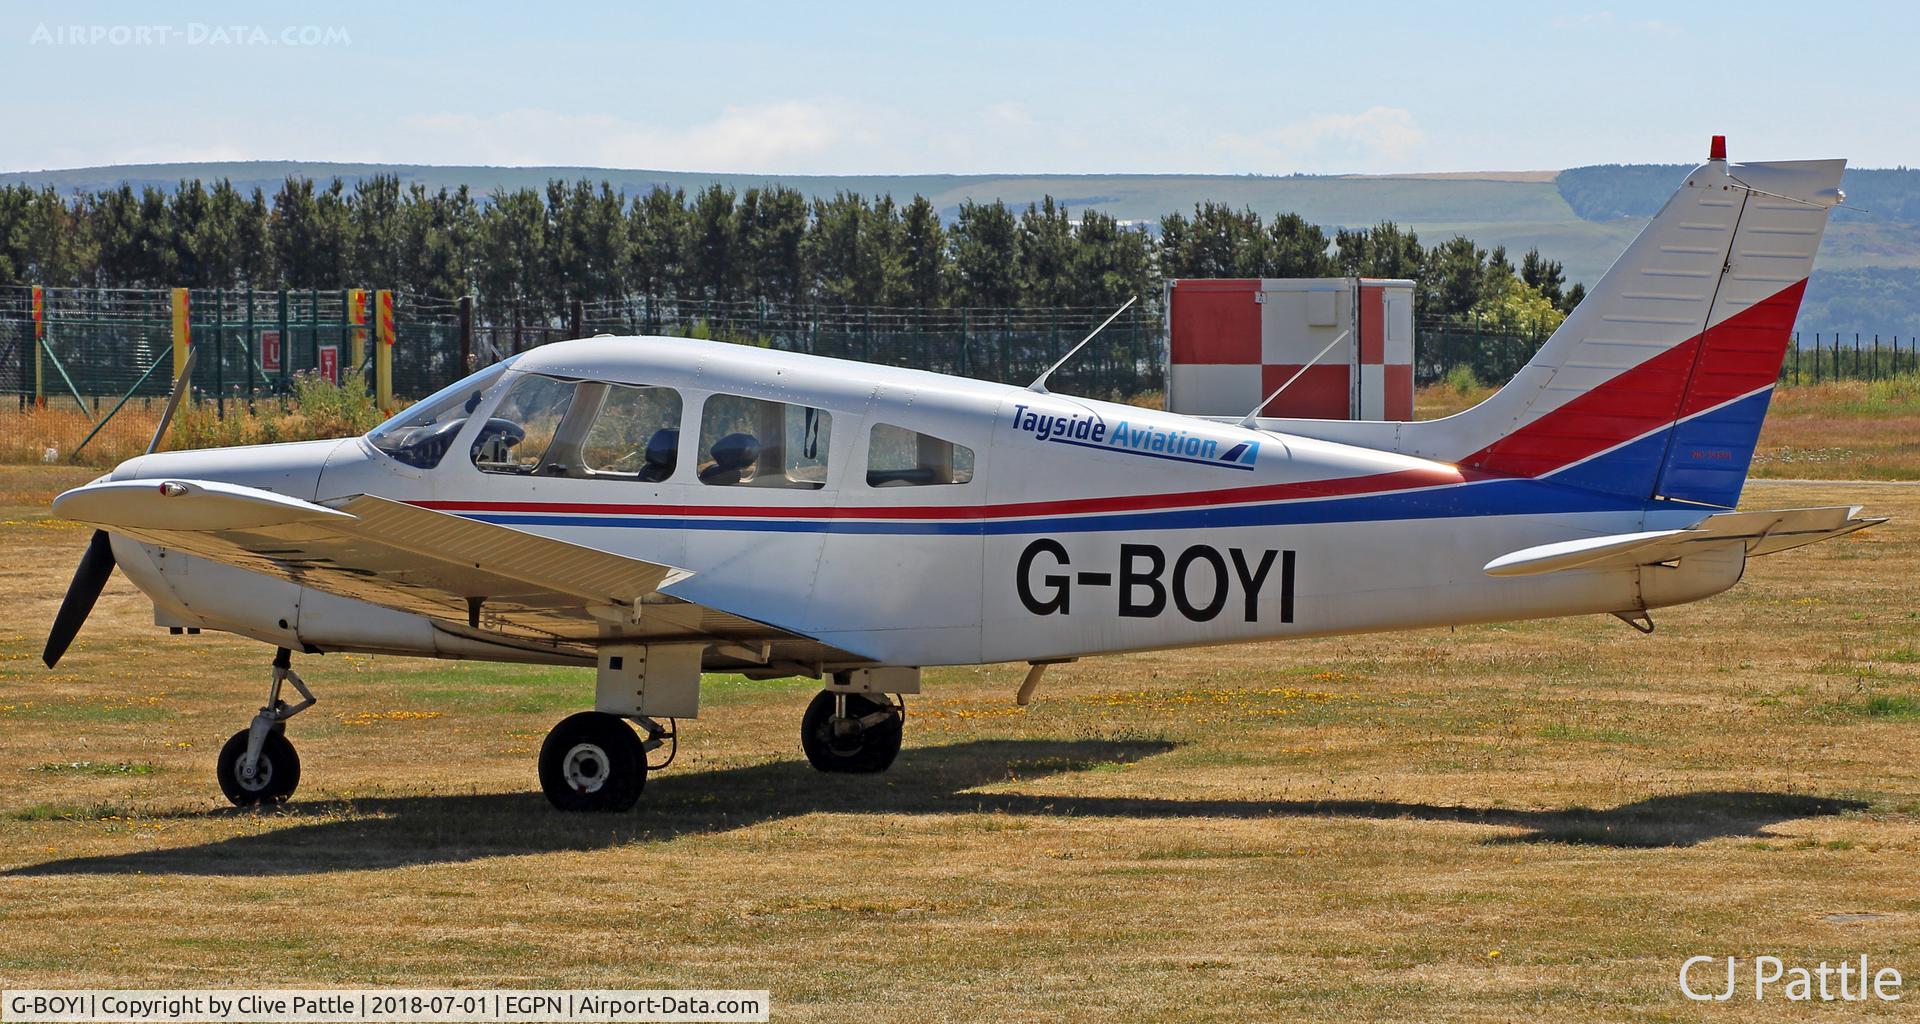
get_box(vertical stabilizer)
[1271,140,1845,510]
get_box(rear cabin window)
[866,423,975,487]
[475,374,684,480]
[697,394,831,489]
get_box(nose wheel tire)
[216,728,300,806]
[539,711,646,812]
[801,690,904,773]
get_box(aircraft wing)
[53,477,867,670]
[1484,505,1884,578]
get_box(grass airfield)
[1,468,1917,1022]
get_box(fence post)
[170,288,192,399]
[960,307,971,377]
[569,297,585,339]
[244,286,255,405]
[375,289,395,413]
[214,287,225,420]
[31,284,44,408]
[458,295,474,371]
[348,287,368,380]
[277,289,290,395]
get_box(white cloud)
[1213,106,1426,173]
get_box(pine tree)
[1264,212,1333,278]
[948,199,1018,307]
[1015,197,1075,308]
[898,195,947,308]
[627,187,688,307]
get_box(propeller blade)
[43,529,116,668]
[43,325,195,669]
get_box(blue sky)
[2,1,1913,174]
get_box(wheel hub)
[562,742,611,793]
[236,755,272,792]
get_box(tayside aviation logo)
[1011,403,1258,471]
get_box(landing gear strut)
[800,689,904,773]
[216,647,314,806]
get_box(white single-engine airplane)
[42,141,1882,811]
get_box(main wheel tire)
[539,711,645,812]
[216,728,300,807]
[801,690,903,773]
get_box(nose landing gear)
[217,647,315,806]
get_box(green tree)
[269,177,351,287]
[898,195,947,308]
[1422,235,1491,319]
[1180,202,1267,278]
[131,185,179,285]
[16,187,92,285]
[1015,197,1075,307]
[806,192,879,306]
[476,187,550,322]
[546,179,629,305]
[1263,212,1334,277]
[198,179,257,288]
[739,185,808,306]
[1333,221,1423,280]
[399,184,478,297]
[169,180,213,286]
[1069,209,1150,309]
[683,184,740,304]
[349,175,406,287]
[1520,247,1568,308]
[628,186,688,305]
[235,187,272,286]
[948,199,1018,307]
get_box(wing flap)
[1484,505,1884,578]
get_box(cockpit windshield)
[366,360,514,468]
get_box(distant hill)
[5,159,1917,333]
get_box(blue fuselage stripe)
[1046,436,1255,470]
[453,478,1657,537]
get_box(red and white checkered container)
[1164,277,1415,421]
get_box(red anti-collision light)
[1710,135,1727,160]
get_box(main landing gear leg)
[216,647,315,806]
[801,683,905,773]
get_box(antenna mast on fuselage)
[1027,295,1138,395]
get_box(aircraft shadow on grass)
[8,738,1866,876]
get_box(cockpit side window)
[472,374,686,480]
[697,393,831,489]
[472,374,580,475]
[581,384,684,481]
[866,423,975,487]
[366,361,511,469]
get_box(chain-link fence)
[2,283,1913,467]
[576,296,1166,402]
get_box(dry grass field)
[1,469,1917,1020]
